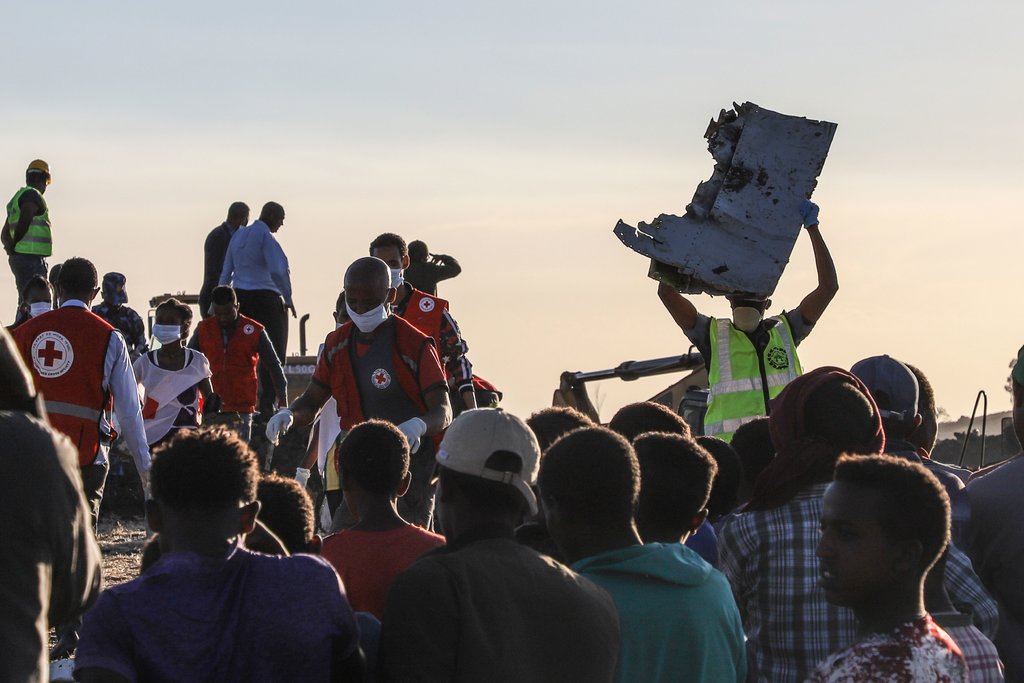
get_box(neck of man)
[560,522,643,565]
[29,180,46,194]
[349,492,408,532]
[395,283,411,310]
[853,580,926,637]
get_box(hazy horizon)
[4,0,1021,422]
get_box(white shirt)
[61,300,151,473]
[218,220,293,305]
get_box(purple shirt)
[75,544,358,682]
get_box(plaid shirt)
[937,618,1005,683]
[719,482,999,683]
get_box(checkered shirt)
[719,482,999,683]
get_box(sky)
[4,0,1022,421]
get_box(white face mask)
[29,302,52,317]
[153,324,183,344]
[732,307,763,333]
[345,302,389,333]
[390,268,404,290]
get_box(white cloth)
[133,349,212,445]
[61,300,151,473]
[315,397,342,476]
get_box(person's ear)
[146,499,163,532]
[89,286,101,303]
[688,508,710,534]
[401,254,410,270]
[307,534,323,555]
[763,298,772,312]
[386,287,397,305]
[397,471,412,497]
[239,500,260,535]
[894,538,923,578]
[912,414,923,431]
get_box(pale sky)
[4,0,1022,421]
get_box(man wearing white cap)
[377,408,620,683]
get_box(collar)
[60,299,89,309]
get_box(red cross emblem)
[37,340,64,367]
[30,332,75,378]
[371,368,392,389]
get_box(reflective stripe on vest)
[704,315,802,441]
[46,401,104,422]
[6,187,52,256]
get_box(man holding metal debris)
[658,200,838,441]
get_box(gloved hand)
[266,408,294,444]
[294,467,311,488]
[396,417,428,454]
[799,199,820,228]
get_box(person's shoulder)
[409,288,449,311]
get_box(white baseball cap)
[436,409,542,515]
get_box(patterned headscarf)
[746,366,884,511]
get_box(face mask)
[390,268,404,290]
[29,302,52,317]
[346,302,389,334]
[732,307,763,333]
[153,324,183,344]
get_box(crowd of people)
[1,159,1021,682]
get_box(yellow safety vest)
[704,315,802,441]
[6,187,52,256]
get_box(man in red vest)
[266,257,452,527]
[189,285,288,441]
[370,232,498,414]
[13,257,150,526]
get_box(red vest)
[398,288,446,349]
[13,306,114,466]
[197,314,262,413]
[321,317,432,431]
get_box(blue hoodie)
[573,543,746,683]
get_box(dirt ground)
[96,515,148,587]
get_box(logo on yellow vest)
[766,348,789,370]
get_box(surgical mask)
[732,307,763,333]
[345,302,389,333]
[390,268,404,289]
[153,324,183,344]
[29,302,52,317]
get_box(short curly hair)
[257,473,315,553]
[608,402,691,443]
[150,428,259,510]
[369,232,408,258]
[155,297,193,326]
[833,454,950,573]
[526,406,594,453]
[539,426,639,528]
[635,433,718,533]
[337,419,409,495]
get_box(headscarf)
[746,366,884,511]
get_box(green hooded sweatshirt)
[573,542,747,683]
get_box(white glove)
[266,409,294,444]
[294,467,311,488]
[397,417,428,454]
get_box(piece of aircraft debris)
[614,102,837,298]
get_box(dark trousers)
[236,289,288,414]
[8,253,47,319]
[80,461,110,531]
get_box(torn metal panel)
[614,102,837,298]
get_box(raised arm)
[794,201,839,325]
[657,282,700,332]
